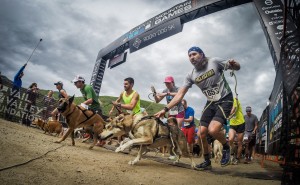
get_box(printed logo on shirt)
[195,69,215,83]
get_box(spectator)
[22,83,39,126]
[6,64,27,120]
[181,99,195,154]
[244,106,258,163]
[42,90,56,122]
[51,81,68,121]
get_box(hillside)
[0,75,199,125]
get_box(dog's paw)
[128,159,138,165]
[115,146,123,152]
[54,140,61,144]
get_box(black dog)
[193,144,201,157]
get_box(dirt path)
[0,119,281,185]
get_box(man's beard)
[192,58,207,70]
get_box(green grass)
[73,95,165,116]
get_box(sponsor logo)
[268,19,284,25]
[132,38,142,49]
[195,69,215,83]
[154,1,192,25]
[262,5,280,11]
[123,20,152,43]
[265,9,283,14]
[277,25,283,30]
[270,15,283,20]
[265,0,273,6]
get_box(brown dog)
[43,120,62,136]
[54,96,106,149]
[100,114,195,167]
[33,118,46,130]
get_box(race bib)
[169,106,178,116]
[202,87,221,101]
[183,122,190,127]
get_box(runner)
[155,46,240,170]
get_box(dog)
[33,118,46,130]
[192,144,201,157]
[213,139,223,163]
[43,120,62,136]
[54,96,107,149]
[100,114,195,167]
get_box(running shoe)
[194,160,212,171]
[221,148,231,167]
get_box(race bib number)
[202,87,221,101]
[169,106,178,116]
[183,122,190,127]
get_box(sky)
[0,0,276,119]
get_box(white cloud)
[0,0,277,119]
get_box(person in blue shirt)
[13,64,27,91]
[181,99,195,154]
[6,64,27,120]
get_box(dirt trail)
[0,119,281,185]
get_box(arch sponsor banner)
[253,0,298,67]
[129,18,183,53]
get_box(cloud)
[0,0,277,119]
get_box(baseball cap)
[54,81,63,86]
[164,76,174,83]
[72,75,85,83]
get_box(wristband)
[163,107,169,112]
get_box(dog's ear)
[69,95,75,104]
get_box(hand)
[252,131,256,135]
[228,59,236,67]
[154,109,166,118]
[111,101,118,107]
[80,103,88,109]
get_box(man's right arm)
[109,92,122,115]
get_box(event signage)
[280,30,300,95]
[129,18,183,53]
[253,0,297,68]
[99,0,222,60]
[257,107,269,154]
[267,69,283,155]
